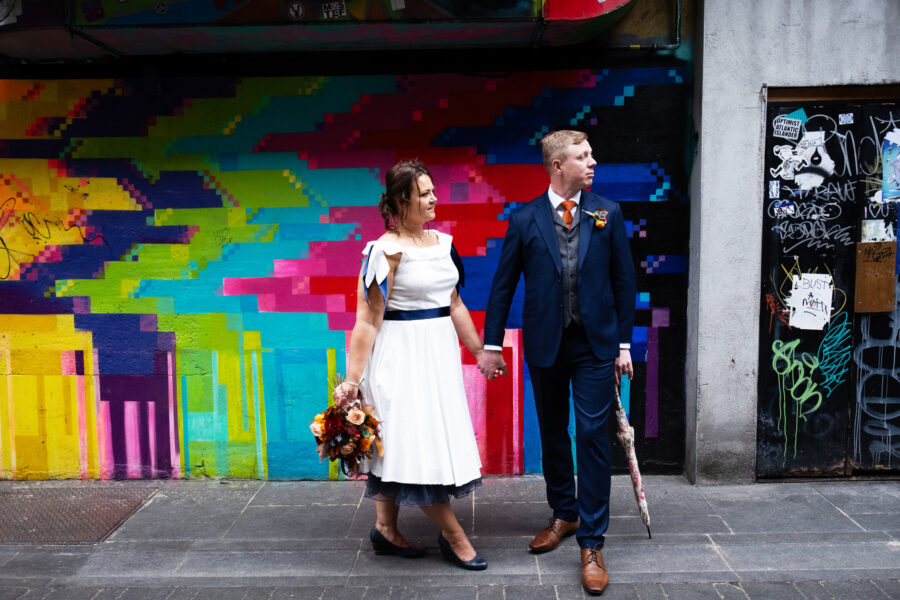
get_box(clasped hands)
[476,349,507,381]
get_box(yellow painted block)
[243,331,261,351]
[120,279,140,297]
[170,244,189,261]
[12,436,48,479]
[10,376,39,436]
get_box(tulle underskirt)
[364,474,482,507]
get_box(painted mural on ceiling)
[0,0,637,60]
[74,0,539,25]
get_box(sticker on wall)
[772,200,794,217]
[882,130,900,204]
[773,114,803,141]
[769,130,835,191]
[855,242,896,313]
[0,0,22,26]
[839,113,854,126]
[288,1,304,20]
[322,0,347,18]
[768,180,781,199]
[861,219,896,243]
[786,272,833,330]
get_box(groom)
[478,130,636,595]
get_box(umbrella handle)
[614,376,625,412]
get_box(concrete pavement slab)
[473,475,547,503]
[173,548,357,579]
[812,482,900,514]
[790,580,834,600]
[631,582,669,599]
[852,513,900,534]
[225,505,360,540]
[1,546,93,578]
[875,579,900,597]
[130,485,260,524]
[660,581,729,599]
[821,578,894,599]
[0,548,22,568]
[470,500,550,537]
[320,586,367,599]
[607,513,730,536]
[251,480,366,506]
[269,588,329,599]
[385,585,478,599]
[77,542,191,577]
[32,586,107,599]
[109,518,233,542]
[710,581,749,599]
[709,531,891,545]
[115,589,181,600]
[715,540,900,574]
[700,488,863,534]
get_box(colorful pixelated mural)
[0,66,690,480]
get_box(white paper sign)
[861,218,896,242]
[773,115,802,141]
[786,273,833,330]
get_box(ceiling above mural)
[0,0,638,61]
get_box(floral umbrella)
[614,379,651,539]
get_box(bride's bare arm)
[334,253,400,405]
[449,288,485,362]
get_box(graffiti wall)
[0,65,690,480]
[758,98,900,476]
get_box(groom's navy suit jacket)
[484,189,636,367]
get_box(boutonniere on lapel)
[581,209,608,229]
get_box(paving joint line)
[219,481,265,540]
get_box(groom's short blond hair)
[541,130,589,174]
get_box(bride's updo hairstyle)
[378,160,432,231]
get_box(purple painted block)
[645,327,659,438]
[651,308,669,328]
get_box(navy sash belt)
[383,306,451,321]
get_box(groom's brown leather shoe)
[581,547,609,595]
[528,517,578,553]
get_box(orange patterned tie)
[560,200,576,228]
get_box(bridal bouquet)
[310,376,383,476]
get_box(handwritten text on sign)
[786,273,833,330]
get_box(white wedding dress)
[358,231,482,499]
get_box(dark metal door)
[758,98,900,477]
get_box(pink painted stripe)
[100,394,113,480]
[76,375,88,479]
[462,363,487,453]
[148,400,157,477]
[61,350,76,375]
[124,401,141,479]
[503,329,523,474]
[94,350,112,479]
[168,350,180,478]
[645,327,659,438]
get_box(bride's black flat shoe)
[438,533,487,570]
[370,527,426,558]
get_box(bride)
[332,160,501,570]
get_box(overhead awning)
[0,0,637,62]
